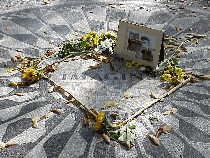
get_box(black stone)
[147,13,171,25]
[49,24,70,37]
[2,118,32,142]
[179,118,210,143]
[43,131,74,158]
[10,16,43,32]
[11,34,38,46]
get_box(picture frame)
[114,20,164,69]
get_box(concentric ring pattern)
[0,1,210,158]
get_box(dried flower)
[8,67,16,73]
[94,112,105,131]
[22,67,38,83]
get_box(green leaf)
[108,131,119,141]
[128,125,136,129]
[80,42,88,48]
[172,58,178,66]
[107,125,136,149]
[117,126,135,149]
[118,132,126,142]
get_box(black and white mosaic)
[0,1,210,157]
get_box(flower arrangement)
[162,64,188,85]
[7,30,209,149]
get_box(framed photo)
[114,20,164,69]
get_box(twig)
[37,51,87,70]
[115,78,191,128]
[41,73,97,118]
[166,39,190,63]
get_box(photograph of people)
[136,36,153,62]
[127,29,156,63]
[127,31,140,53]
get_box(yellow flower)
[170,76,177,83]
[174,67,182,75]
[135,63,141,67]
[90,42,94,47]
[93,37,99,46]
[178,72,185,81]
[81,35,86,41]
[8,67,16,73]
[168,65,174,72]
[85,31,99,48]
[87,36,93,41]
[100,31,116,41]
[164,70,170,74]
[162,74,171,81]
[22,67,38,83]
[94,112,105,131]
[126,61,135,68]
[180,72,185,76]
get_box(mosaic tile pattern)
[0,1,210,157]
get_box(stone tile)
[0,1,209,157]
[10,15,43,33]
[11,34,38,46]
[147,12,172,25]
[49,24,71,37]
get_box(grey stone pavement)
[0,0,210,157]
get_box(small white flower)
[102,39,112,48]
[94,47,102,54]
[139,67,146,71]
[109,47,113,54]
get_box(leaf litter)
[45,112,54,119]
[148,125,172,146]
[89,63,102,69]
[52,109,62,115]
[32,117,40,128]
[163,108,177,115]
[110,112,119,119]
[124,91,133,99]
[150,92,160,99]
[105,100,119,107]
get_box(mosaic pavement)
[0,1,210,157]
